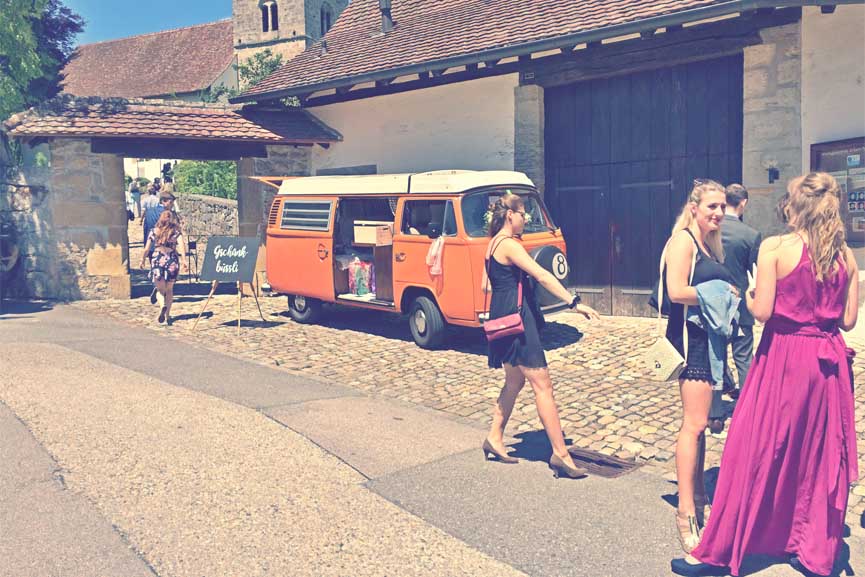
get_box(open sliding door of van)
[267,197,335,302]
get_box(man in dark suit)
[721,184,762,399]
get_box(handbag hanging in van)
[482,237,525,342]
[644,236,696,381]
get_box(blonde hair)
[488,191,525,237]
[780,172,846,281]
[671,179,725,261]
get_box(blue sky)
[65,0,232,45]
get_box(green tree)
[173,160,237,200]
[1,0,84,157]
[199,49,286,103]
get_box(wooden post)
[237,281,242,335]
[191,280,219,332]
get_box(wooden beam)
[483,59,500,68]
[375,77,395,88]
[90,137,270,160]
[335,85,354,95]
[529,8,800,88]
[418,71,430,80]
[466,62,479,72]
[431,68,447,77]
[518,54,531,65]
[304,59,523,106]
[640,29,656,40]
[560,45,576,54]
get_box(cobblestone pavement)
[109,221,865,524]
[75,291,865,528]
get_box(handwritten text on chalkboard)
[200,236,260,283]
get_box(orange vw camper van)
[264,170,571,348]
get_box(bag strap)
[483,236,522,319]
[656,231,698,359]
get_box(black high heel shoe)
[549,453,587,479]
[789,556,827,577]
[482,439,518,464]
[671,558,729,576]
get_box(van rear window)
[280,200,332,231]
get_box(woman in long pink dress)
[672,172,859,577]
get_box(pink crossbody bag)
[483,237,525,342]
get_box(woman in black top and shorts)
[481,192,600,479]
[665,179,738,553]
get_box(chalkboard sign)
[200,236,260,283]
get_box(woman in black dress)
[481,192,600,478]
[665,179,738,553]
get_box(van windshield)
[461,188,556,237]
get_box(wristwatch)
[569,294,581,309]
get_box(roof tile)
[241,0,727,98]
[62,21,234,99]
[4,96,342,144]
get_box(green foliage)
[237,49,283,91]
[1,0,83,157]
[173,160,237,200]
[199,49,286,104]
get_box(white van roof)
[276,170,535,196]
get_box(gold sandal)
[676,512,701,553]
[694,496,712,529]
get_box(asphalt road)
[1,301,862,576]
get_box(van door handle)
[395,252,406,262]
[317,244,329,260]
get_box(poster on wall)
[812,138,865,268]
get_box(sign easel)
[191,236,264,334]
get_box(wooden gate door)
[544,54,743,317]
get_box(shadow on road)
[0,300,55,318]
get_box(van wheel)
[408,296,446,349]
[287,295,322,324]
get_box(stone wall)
[233,0,308,65]
[513,84,545,196]
[237,145,311,289]
[741,22,802,236]
[177,194,238,238]
[305,0,349,42]
[2,137,129,300]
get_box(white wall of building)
[801,4,865,170]
[309,74,519,174]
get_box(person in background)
[673,173,858,577]
[139,209,186,325]
[719,184,761,400]
[128,178,142,218]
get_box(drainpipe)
[379,0,394,34]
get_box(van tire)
[287,295,322,324]
[408,296,446,349]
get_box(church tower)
[232,0,348,65]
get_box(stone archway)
[2,96,341,300]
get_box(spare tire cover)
[529,245,569,307]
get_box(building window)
[320,3,333,37]
[260,4,269,32]
[270,1,279,31]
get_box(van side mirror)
[427,224,441,239]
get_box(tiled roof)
[61,20,235,98]
[239,0,733,100]
[4,96,342,145]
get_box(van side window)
[280,200,332,231]
[402,200,455,237]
